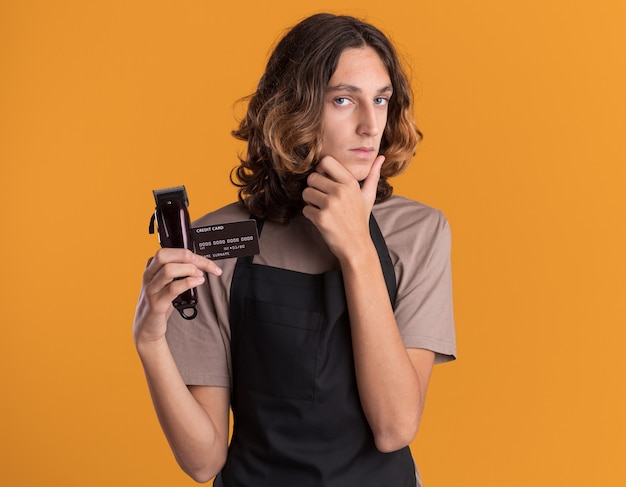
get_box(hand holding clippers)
[148,185,198,320]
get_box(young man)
[134,13,456,487]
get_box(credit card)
[192,219,260,260]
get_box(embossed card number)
[192,220,260,260]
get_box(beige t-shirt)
[166,195,456,387]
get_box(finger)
[150,247,196,269]
[147,261,204,292]
[361,155,385,203]
[306,170,339,194]
[196,255,223,276]
[302,185,328,209]
[144,248,191,282]
[146,247,222,280]
[145,274,205,316]
[315,155,353,183]
[159,274,205,302]
[301,203,321,225]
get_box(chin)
[349,166,373,182]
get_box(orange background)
[1,1,625,486]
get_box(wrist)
[337,238,378,271]
[134,331,170,357]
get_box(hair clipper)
[148,185,198,320]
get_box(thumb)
[361,155,385,205]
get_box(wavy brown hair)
[231,13,422,223]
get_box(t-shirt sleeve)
[165,271,233,386]
[392,207,457,364]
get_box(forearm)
[136,337,228,482]
[339,243,426,452]
[302,157,433,450]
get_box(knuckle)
[153,248,169,264]
[169,277,193,296]
[180,247,194,260]
[160,263,177,280]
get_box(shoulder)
[192,202,250,227]
[372,195,450,252]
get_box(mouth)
[350,147,376,158]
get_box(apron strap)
[369,213,397,306]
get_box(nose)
[357,104,380,137]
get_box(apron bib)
[216,215,416,487]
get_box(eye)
[374,97,389,106]
[333,97,351,106]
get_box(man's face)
[320,46,392,181]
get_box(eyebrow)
[326,84,393,95]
